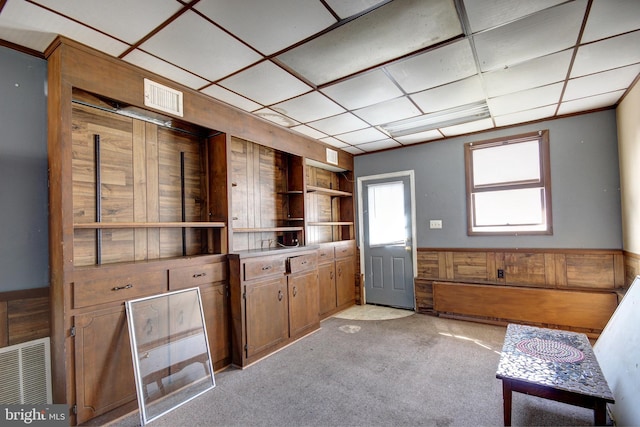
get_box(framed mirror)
[126,287,215,425]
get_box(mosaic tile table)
[496,324,614,426]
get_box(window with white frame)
[465,130,552,235]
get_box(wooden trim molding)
[0,287,50,348]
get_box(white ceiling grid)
[0,0,638,154]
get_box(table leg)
[502,379,512,426]
[594,400,607,426]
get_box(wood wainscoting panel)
[452,252,488,282]
[503,252,547,287]
[7,296,50,346]
[433,282,618,332]
[565,254,615,289]
[623,251,640,287]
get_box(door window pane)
[368,181,405,246]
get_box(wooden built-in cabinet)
[47,37,355,425]
[318,240,356,319]
[229,248,319,368]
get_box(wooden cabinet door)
[74,306,137,424]
[245,276,288,358]
[288,269,320,339]
[336,257,355,307]
[201,283,230,368]
[318,262,336,316]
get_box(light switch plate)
[429,219,442,229]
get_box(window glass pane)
[473,188,544,226]
[367,181,405,246]
[472,140,540,186]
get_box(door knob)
[405,246,412,252]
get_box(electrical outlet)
[497,269,504,279]
[429,219,443,229]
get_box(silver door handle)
[405,246,411,252]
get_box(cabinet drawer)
[287,253,317,274]
[73,270,167,308]
[243,256,286,281]
[334,241,355,258]
[169,262,227,290]
[317,246,334,263]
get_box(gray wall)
[355,110,622,249]
[0,46,48,291]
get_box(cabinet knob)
[293,286,297,297]
[262,265,272,271]
[112,283,133,291]
[278,290,283,301]
[193,272,206,278]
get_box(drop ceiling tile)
[0,0,128,54]
[386,39,476,94]
[463,0,566,33]
[411,76,485,114]
[582,0,640,43]
[488,82,563,116]
[320,137,350,149]
[31,0,182,44]
[483,50,573,98]
[194,0,335,55]
[291,125,327,140]
[253,108,300,127]
[219,61,311,106]
[200,85,262,112]
[494,105,557,127]
[276,0,462,85]
[335,127,388,145]
[571,31,640,78]
[320,70,403,110]
[354,97,421,126]
[140,10,261,82]
[564,64,640,102]
[354,139,402,151]
[272,92,345,123]
[557,90,625,116]
[323,0,388,19]
[308,113,369,135]
[440,117,494,137]
[395,130,443,145]
[474,0,587,72]
[342,145,367,155]
[123,49,209,90]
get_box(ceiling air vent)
[144,78,184,117]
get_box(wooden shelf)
[307,222,354,226]
[73,222,226,229]
[233,226,304,233]
[306,185,352,197]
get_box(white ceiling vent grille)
[0,337,52,404]
[144,78,184,117]
[326,148,338,165]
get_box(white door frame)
[357,170,417,307]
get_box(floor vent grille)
[144,78,184,117]
[0,337,52,404]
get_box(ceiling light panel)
[308,113,369,135]
[557,90,625,116]
[276,0,462,85]
[564,64,640,102]
[0,0,128,54]
[354,97,421,126]
[463,0,566,33]
[582,0,640,43]
[440,117,494,137]
[494,105,557,127]
[474,0,587,72]
[321,70,403,110]
[219,61,311,105]
[488,82,563,116]
[483,49,573,98]
[395,130,442,145]
[31,0,181,44]
[323,0,388,20]
[386,39,476,94]
[123,49,209,90]
[194,0,336,56]
[411,75,485,114]
[571,31,640,78]
[200,85,262,112]
[272,92,345,123]
[140,11,261,82]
